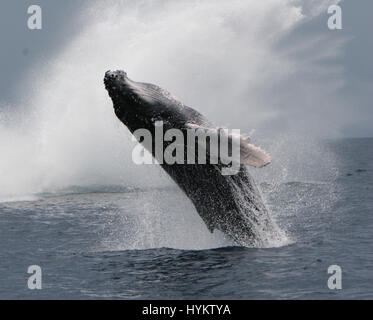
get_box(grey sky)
[0,0,372,137]
[0,0,87,101]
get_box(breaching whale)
[104,70,274,245]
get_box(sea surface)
[0,138,372,299]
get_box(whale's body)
[104,70,274,245]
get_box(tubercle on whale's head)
[104,70,128,99]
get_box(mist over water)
[0,0,342,249]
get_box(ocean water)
[0,138,372,299]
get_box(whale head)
[104,70,184,128]
[104,69,159,123]
[104,70,128,90]
[104,70,131,117]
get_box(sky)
[0,0,372,137]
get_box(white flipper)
[238,136,271,167]
[186,123,271,168]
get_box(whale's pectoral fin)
[185,123,271,168]
[236,133,271,168]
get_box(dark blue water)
[0,138,372,299]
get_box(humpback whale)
[104,70,274,245]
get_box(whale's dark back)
[104,70,274,245]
